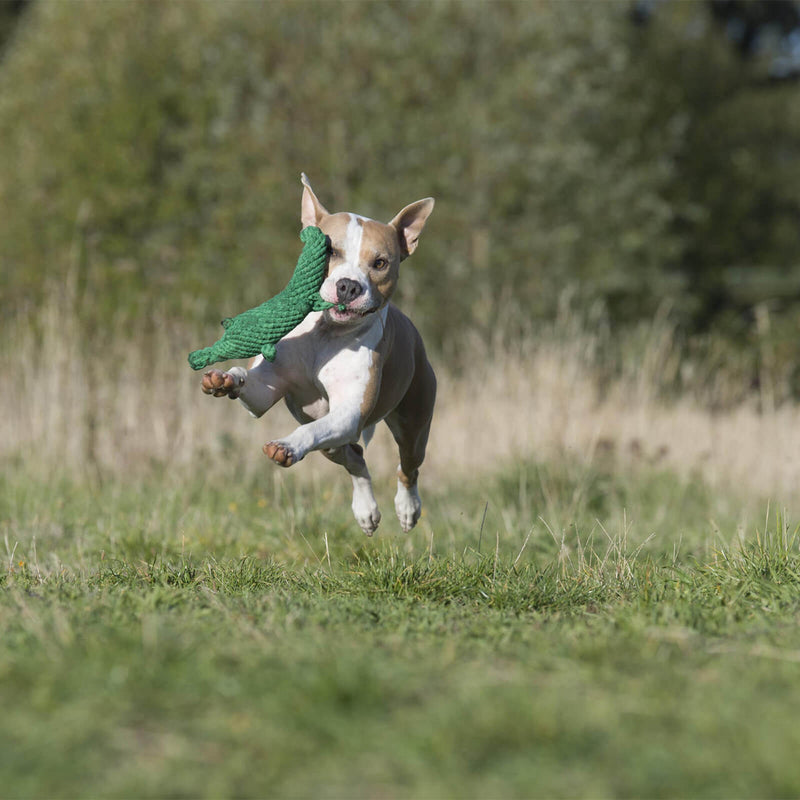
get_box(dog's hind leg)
[321,443,381,536]
[385,359,436,533]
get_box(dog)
[201,174,436,535]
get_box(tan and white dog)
[201,174,436,535]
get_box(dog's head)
[300,174,434,326]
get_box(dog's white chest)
[279,309,385,423]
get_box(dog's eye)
[373,257,388,271]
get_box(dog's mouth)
[327,304,378,324]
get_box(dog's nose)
[336,278,363,304]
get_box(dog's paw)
[263,441,297,467]
[353,499,381,537]
[395,484,422,533]
[201,369,243,399]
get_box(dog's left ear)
[389,198,435,260]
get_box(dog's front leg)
[263,406,363,467]
[201,357,287,418]
[264,346,380,467]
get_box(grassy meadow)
[4,295,800,798]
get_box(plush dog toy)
[188,225,333,370]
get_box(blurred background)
[1,0,800,484]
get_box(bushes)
[0,0,798,383]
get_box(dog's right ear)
[301,173,330,228]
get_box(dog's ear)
[300,173,330,228]
[389,198,434,260]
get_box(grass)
[4,297,800,796]
[3,459,800,798]
[8,289,800,508]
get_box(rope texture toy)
[188,225,334,370]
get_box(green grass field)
[3,458,800,798]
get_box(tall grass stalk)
[4,286,800,509]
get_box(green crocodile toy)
[188,225,334,370]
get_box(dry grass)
[4,285,800,510]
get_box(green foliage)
[1,0,798,375]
